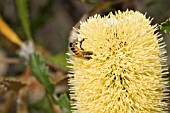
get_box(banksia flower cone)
[67,10,169,112]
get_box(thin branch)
[0,57,21,64]
[16,87,28,113]
[1,91,17,113]
[45,62,70,75]
[45,62,70,84]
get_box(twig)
[123,0,135,10]
[45,62,70,84]
[0,57,21,64]
[45,62,70,75]
[16,87,28,113]
[21,66,31,81]
[1,91,17,113]
[48,94,62,113]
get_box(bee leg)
[83,51,93,59]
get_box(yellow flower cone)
[0,17,22,46]
[67,10,169,113]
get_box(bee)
[70,38,93,59]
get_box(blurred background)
[0,0,170,113]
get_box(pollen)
[67,10,169,113]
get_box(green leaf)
[160,18,170,34]
[29,52,55,95]
[53,93,71,113]
[16,0,33,41]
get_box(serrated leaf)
[0,85,7,96]
[0,78,26,92]
[29,52,55,95]
[160,18,170,34]
[16,0,32,41]
[54,93,71,113]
